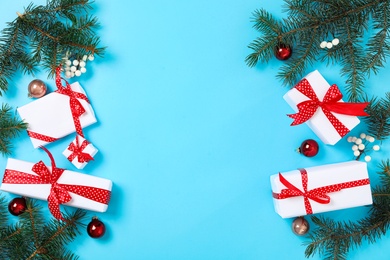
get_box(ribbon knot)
[67,138,94,163]
[288,79,369,137]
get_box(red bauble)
[8,197,27,216]
[87,217,106,238]
[298,139,319,157]
[274,43,292,60]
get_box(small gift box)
[17,81,97,148]
[283,70,369,145]
[270,161,372,218]
[1,154,111,220]
[63,135,98,169]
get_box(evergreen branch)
[0,103,28,156]
[363,93,390,140]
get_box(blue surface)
[1,1,390,259]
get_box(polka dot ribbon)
[67,136,94,163]
[288,79,369,137]
[272,168,370,215]
[55,65,90,138]
[2,146,110,221]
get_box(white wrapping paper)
[1,158,111,213]
[270,161,372,218]
[63,136,98,169]
[17,82,97,148]
[283,70,360,145]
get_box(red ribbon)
[2,147,110,221]
[67,137,94,163]
[272,168,370,215]
[55,66,90,138]
[288,78,369,137]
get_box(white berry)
[70,66,77,72]
[369,136,375,142]
[65,60,72,66]
[352,145,358,151]
[73,60,79,66]
[360,133,366,139]
[326,42,333,49]
[373,145,380,151]
[354,150,360,156]
[364,155,372,162]
[75,70,81,77]
[347,136,353,142]
[352,137,357,142]
[83,55,88,61]
[332,38,339,46]
[355,138,362,145]
[88,54,95,61]
[65,71,72,78]
[81,67,87,73]
[358,144,365,150]
[79,61,86,67]
[320,41,327,48]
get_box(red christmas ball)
[87,217,106,238]
[298,139,319,157]
[8,197,27,216]
[274,43,292,60]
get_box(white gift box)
[283,70,361,145]
[63,136,98,169]
[17,82,97,148]
[270,161,372,218]
[1,158,112,213]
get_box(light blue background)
[1,1,390,259]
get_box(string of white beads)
[320,38,340,49]
[347,133,380,162]
[63,53,94,79]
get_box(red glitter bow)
[67,137,94,163]
[288,78,369,137]
[2,147,110,221]
[272,168,370,215]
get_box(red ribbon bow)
[67,137,94,163]
[2,147,110,221]
[272,168,370,215]
[288,78,369,137]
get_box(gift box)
[283,70,368,145]
[63,135,98,169]
[1,157,111,219]
[270,161,372,218]
[17,81,97,148]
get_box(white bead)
[353,150,360,156]
[355,138,362,145]
[332,38,339,46]
[358,144,365,150]
[65,60,72,66]
[70,66,77,72]
[364,155,371,162]
[75,70,81,77]
[79,61,86,67]
[326,42,333,49]
[320,41,327,48]
[369,136,375,142]
[352,145,358,151]
[73,60,79,66]
[373,145,380,151]
[360,133,366,139]
[88,54,95,61]
[65,71,72,78]
[80,67,87,73]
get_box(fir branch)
[363,93,390,140]
[247,0,390,101]
[0,103,28,156]
[0,0,105,94]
